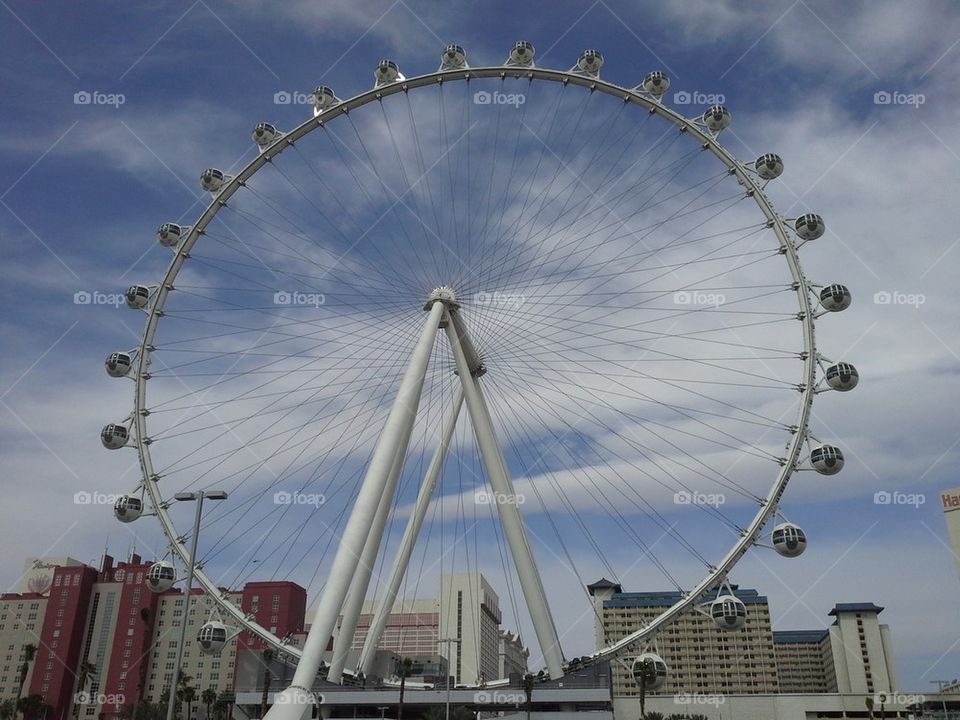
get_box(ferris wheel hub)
[424,285,459,310]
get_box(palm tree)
[633,657,657,720]
[16,695,43,720]
[397,658,413,720]
[201,689,217,720]
[17,644,38,707]
[74,661,98,717]
[522,673,535,720]
[1,700,18,720]
[259,648,274,720]
[180,686,197,720]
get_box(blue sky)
[2,0,960,692]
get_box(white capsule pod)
[146,561,176,592]
[200,168,226,193]
[101,423,129,450]
[703,105,731,132]
[641,70,670,96]
[795,213,825,241]
[312,86,339,113]
[114,495,143,523]
[811,445,844,475]
[440,44,467,70]
[710,595,747,630]
[374,59,402,87]
[755,153,784,180]
[197,621,229,654]
[825,362,859,392]
[772,522,807,557]
[631,653,668,690]
[507,41,535,66]
[125,285,150,310]
[251,122,279,147]
[156,223,184,248]
[575,49,603,77]
[819,284,852,312]
[105,352,133,378]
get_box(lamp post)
[932,680,956,720]
[438,638,461,720]
[166,490,228,720]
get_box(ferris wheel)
[101,41,857,710]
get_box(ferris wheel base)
[263,687,317,720]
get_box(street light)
[438,638,461,720]
[932,680,957,720]
[166,490,228,720]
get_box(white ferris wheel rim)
[125,63,819,672]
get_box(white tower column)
[443,311,564,678]
[327,446,407,682]
[266,300,445,720]
[358,388,464,675]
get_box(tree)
[17,644,38,705]
[259,648,274,720]
[74,661,98,717]
[201,689,217,720]
[633,658,658,720]
[397,658,413,720]
[1,700,18,720]
[16,695,45,720]
[522,673,535,720]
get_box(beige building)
[0,593,48,701]
[497,630,529,679]
[142,590,242,704]
[773,630,833,693]
[439,573,502,686]
[588,581,779,697]
[825,603,897,695]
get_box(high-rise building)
[334,573,524,685]
[825,603,897,695]
[28,560,99,719]
[591,583,779,697]
[773,630,832,692]
[0,592,48,701]
[439,573,502,686]
[0,552,306,720]
[941,487,960,581]
[345,597,439,660]
[497,630,528,679]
